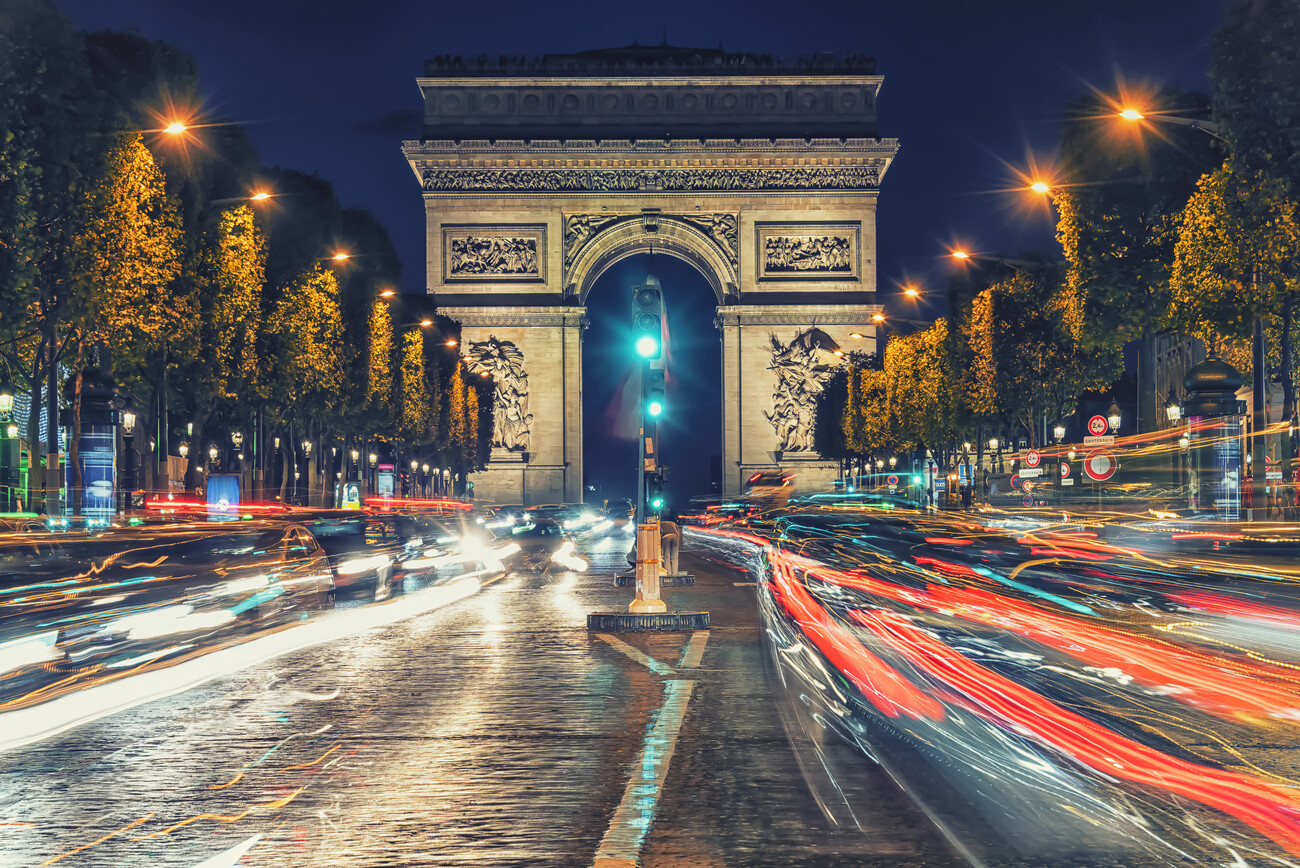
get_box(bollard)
[630,521,666,613]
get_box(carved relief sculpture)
[680,214,739,264]
[465,337,533,452]
[764,328,844,452]
[563,214,618,268]
[756,222,861,281]
[764,236,851,272]
[449,236,538,276]
[443,225,546,282]
[424,165,880,194]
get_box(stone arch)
[569,216,737,305]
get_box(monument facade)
[404,45,897,504]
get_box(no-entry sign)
[1084,449,1117,482]
[1025,450,1041,468]
[1060,462,1071,478]
[1087,415,1109,437]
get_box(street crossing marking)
[592,679,696,868]
[678,631,709,670]
[594,634,676,675]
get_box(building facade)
[403,46,897,504]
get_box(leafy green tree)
[396,328,430,446]
[362,299,395,433]
[265,264,343,428]
[885,319,961,453]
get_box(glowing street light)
[163,121,188,135]
[849,332,865,339]
[871,313,886,323]
[331,252,350,262]
[445,338,458,347]
[250,190,272,202]
[379,288,395,298]
[420,319,433,327]
[902,285,920,298]
[1118,108,1144,121]
[951,250,970,260]
[1028,180,1051,194]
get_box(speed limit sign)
[1087,415,1108,436]
[1025,450,1041,468]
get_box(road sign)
[1083,435,1115,446]
[887,474,899,487]
[1084,449,1117,482]
[1087,415,1109,436]
[1025,450,1041,468]
[1010,474,1021,490]
[1022,495,1034,507]
[1059,462,1070,478]
[1061,477,1074,486]
[1019,467,1042,478]
[1023,480,1034,493]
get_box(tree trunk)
[1280,293,1295,518]
[69,337,86,516]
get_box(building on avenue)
[403,45,897,505]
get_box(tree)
[362,299,395,434]
[885,319,961,453]
[1054,90,1219,430]
[265,264,343,428]
[396,329,430,446]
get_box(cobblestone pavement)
[0,535,956,867]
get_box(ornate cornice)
[714,304,881,327]
[403,137,898,156]
[439,305,588,328]
[418,165,881,194]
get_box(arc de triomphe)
[403,46,897,505]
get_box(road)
[0,535,956,868]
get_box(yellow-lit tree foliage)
[365,299,394,421]
[396,328,429,445]
[885,319,960,451]
[267,264,343,426]
[207,205,264,401]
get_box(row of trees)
[0,0,490,510]
[819,0,1300,475]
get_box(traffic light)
[646,368,665,418]
[631,278,662,359]
[646,472,665,513]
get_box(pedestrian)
[660,519,680,577]
[961,483,972,508]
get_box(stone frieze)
[443,224,546,282]
[422,165,880,194]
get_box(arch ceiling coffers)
[564,213,738,304]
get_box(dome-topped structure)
[1182,357,1245,418]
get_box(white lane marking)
[677,631,709,670]
[591,679,696,868]
[733,581,757,587]
[190,833,262,867]
[594,634,676,676]
[0,577,483,754]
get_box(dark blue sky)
[59,0,1227,500]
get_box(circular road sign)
[1087,415,1109,436]
[1010,474,1022,491]
[1084,449,1117,482]
[1023,480,1035,493]
[886,474,899,487]
[1060,462,1071,479]
[1025,449,1041,468]
[1022,494,1034,507]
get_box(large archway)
[583,253,722,509]
[403,46,895,505]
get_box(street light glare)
[331,252,350,261]
[419,319,433,327]
[250,191,271,201]
[1119,108,1144,121]
[871,313,886,323]
[903,286,920,297]
[163,121,188,135]
[445,339,458,347]
[951,250,970,260]
[379,289,395,298]
[1029,181,1051,194]
[849,332,865,339]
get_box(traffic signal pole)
[631,363,665,614]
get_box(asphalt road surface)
[0,535,957,868]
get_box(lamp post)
[989,437,1001,475]
[119,403,138,513]
[0,378,16,512]
[1107,401,1122,434]
[207,444,218,473]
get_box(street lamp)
[350,449,360,463]
[368,453,377,466]
[178,440,189,459]
[0,378,14,418]
[1053,423,1066,443]
[231,430,243,449]
[1165,388,1182,424]
[1107,401,1122,433]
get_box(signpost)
[1025,450,1041,468]
[887,473,898,493]
[1083,449,1117,482]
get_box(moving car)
[286,512,412,601]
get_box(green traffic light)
[650,496,664,510]
[636,335,659,357]
[648,399,664,417]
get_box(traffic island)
[613,571,695,587]
[586,610,709,631]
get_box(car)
[283,511,415,601]
[0,522,334,703]
[504,518,584,571]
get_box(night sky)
[59,0,1226,502]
